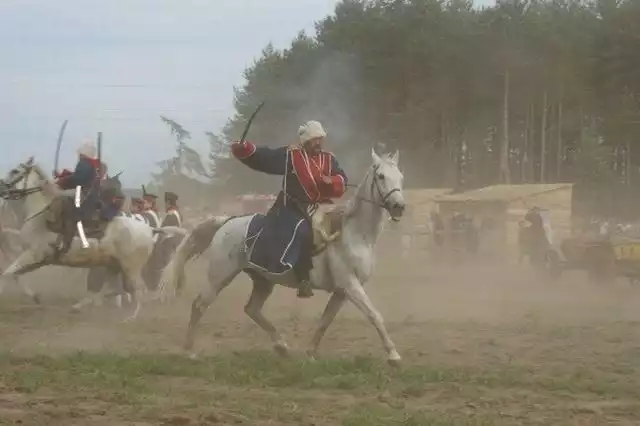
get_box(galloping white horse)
[0,157,185,320]
[159,149,407,365]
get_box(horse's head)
[1,157,47,194]
[369,148,405,221]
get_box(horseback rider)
[53,139,110,252]
[230,120,348,298]
[162,191,181,227]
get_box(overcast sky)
[1,0,494,186]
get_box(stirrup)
[296,280,314,298]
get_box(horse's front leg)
[0,249,44,304]
[343,275,401,366]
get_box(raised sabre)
[239,101,265,143]
[220,101,265,186]
[97,131,103,169]
[53,119,69,177]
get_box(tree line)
[153,0,639,217]
[206,0,639,198]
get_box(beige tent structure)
[403,188,453,228]
[434,183,574,261]
[376,188,452,255]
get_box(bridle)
[0,163,44,201]
[347,163,403,221]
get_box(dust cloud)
[2,244,639,356]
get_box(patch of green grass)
[0,351,638,425]
[0,349,636,400]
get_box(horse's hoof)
[387,358,401,368]
[305,350,318,361]
[187,352,198,360]
[273,342,290,358]
[387,351,402,368]
[121,315,137,324]
[32,294,41,305]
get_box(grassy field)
[1,261,640,425]
[2,340,640,425]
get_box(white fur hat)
[77,138,97,158]
[298,120,327,143]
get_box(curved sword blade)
[53,119,69,177]
[239,101,265,143]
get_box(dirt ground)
[1,248,640,425]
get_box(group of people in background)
[129,189,182,229]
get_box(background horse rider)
[230,120,347,298]
[53,139,116,254]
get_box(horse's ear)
[391,150,399,164]
[26,156,34,165]
[371,147,381,163]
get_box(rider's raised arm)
[230,141,287,176]
[322,153,348,198]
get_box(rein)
[0,163,48,223]
[0,164,44,201]
[0,186,43,200]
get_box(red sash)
[289,148,333,203]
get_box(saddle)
[311,204,348,256]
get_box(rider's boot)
[294,261,314,298]
[51,222,73,259]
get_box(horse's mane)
[27,162,60,198]
[30,162,50,182]
[379,152,398,167]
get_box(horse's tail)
[157,216,232,301]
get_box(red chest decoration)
[86,157,102,181]
[289,149,333,203]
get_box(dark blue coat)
[58,157,102,221]
[233,142,348,273]
[58,157,99,192]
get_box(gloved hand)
[55,169,72,179]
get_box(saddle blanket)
[245,211,310,275]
